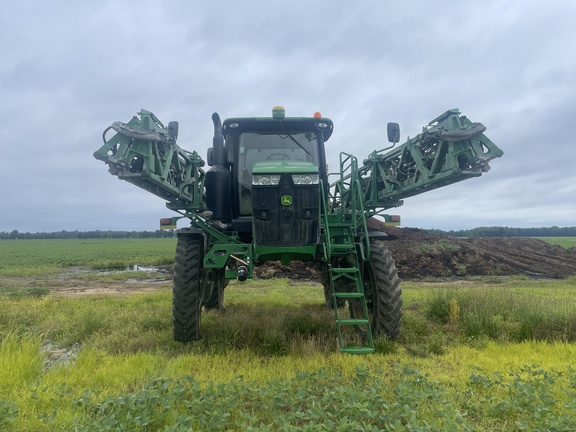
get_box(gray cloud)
[1,0,575,232]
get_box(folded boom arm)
[330,109,503,215]
[93,109,206,213]
[94,108,503,219]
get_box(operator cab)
[235,130,321,215]
[206,107,333,242]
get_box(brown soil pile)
[256,219,576,280]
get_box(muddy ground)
[257,218,576,280]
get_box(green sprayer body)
[94,107,503,353]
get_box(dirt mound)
[255,219,576,280]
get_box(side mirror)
[207,148,214,166]
[387,122,400,143]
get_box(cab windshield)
[237,131,319,214]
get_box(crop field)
[1,238,576,430]
[0,238,177,276]
[536,236,576,248]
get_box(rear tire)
[202,272,228,310]
[173,233,203,341]
[350,240,402,340]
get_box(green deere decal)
[281,195,292,206]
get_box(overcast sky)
[1,0,575,232]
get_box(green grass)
[425,278,576,343]
[0,238,176,275]
[2,276,576,430]
[1,238,576,429]
[537,236,576,248]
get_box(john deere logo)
[281,195,293,206]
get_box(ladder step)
[326,221,353,227]
[342,346,375,355]
[334,292,364,298]
[330,251,355,258]
[331,268,359,274]
[338,318,369,325]
[330,244,355,250]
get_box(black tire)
[349,240,402,340]
[173,234,203,341]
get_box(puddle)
[67,265,171,275]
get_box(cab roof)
[222,117,334,141]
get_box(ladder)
[323,153,374,354]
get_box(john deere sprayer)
[94,106,503,354]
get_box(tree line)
[427,226,576,238]
[0,230,176,240]
[2,226,576,240]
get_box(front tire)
[173,233,203,342]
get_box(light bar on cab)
[252,174,281,186]
[291,174,319,185]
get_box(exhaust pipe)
[205,112,232,220]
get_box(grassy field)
[537,236,576,248]
[0,238,177,276]
[1,238,576,430]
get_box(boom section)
[341,109,504,213]
[93,109,206,212]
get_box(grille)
[252,175,319,246]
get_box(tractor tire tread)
[173,234,202,342]
[370,240,402,340]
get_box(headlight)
[252,174,281,186]
[291,174,319,185]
